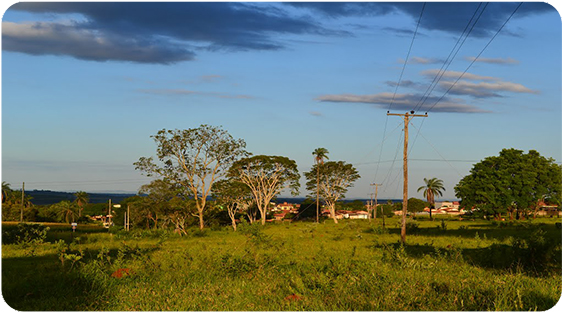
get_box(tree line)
[3,125,561,232]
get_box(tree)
[212,179,253,231]
[455,149,561,220]
[138,179,182,230]
[304,161,360,224]
[417,178,445,220]
[228,155,300,225]
[407,198,430,214]
[2,181,12,204]
[312,148,329,223]
[53,200,78,223]
[73,191,89,218]
[134,125,248,230]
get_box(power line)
[425,2,523,114]
[412,2,488,113]
[374,2,426,185]
[387,2,426,112]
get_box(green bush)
[3,223,50,245]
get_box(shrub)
[3,223,50,245]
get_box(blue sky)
[2,2,561,201]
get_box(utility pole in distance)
[370,183,382,220]
[387,111,427,243]
[20,182,25,222]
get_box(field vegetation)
[2,216,561,311]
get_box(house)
[536,201,561,217]
[348,211,369,219]
[271,202,300,214]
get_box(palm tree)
[74,191,89,217]
[312,148,329,223]
[417,178,445,220]
[55,201,78,223]
[2,181,12,204]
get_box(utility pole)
[367,193,374,221]
[387,111,427,243]
[127,204,130,231]
[108,199,112,228]
[20,182,25,222]
[370,183,382,220]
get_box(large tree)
[312,148,329,223]
[455,149,561,220]
[304,161,360,224]
[228,155,300,225]
[134,125,248,230]
[417,178,445,220]
[212,179,254,231]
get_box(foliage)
[212,178,253,230]
[73,191,89,217]
[417,177,445,220]
[455,149,561,219]
[3,222,50,245]
[228,155,300,225]
[304,161,360,223]
[134,125,248,229]
[406,198,430,213]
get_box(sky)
[1,2,561,201]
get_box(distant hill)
[24,191,405,206]
[25,190,136,205]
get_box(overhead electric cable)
[412,2,487,113]
[387,2,426,112]
[425,2,523,113]
[374,2,426,184]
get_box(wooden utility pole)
[370,183,382,220]
[20,182,25,222]
[387,111,427,243]
[108,199,112,227]
[127,204,130,231]
[367,193,374,221]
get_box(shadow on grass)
[2,243,160,311]
[379,221,561,242]
[374,239,561,276]
[2,253,110,311]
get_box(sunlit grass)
[2,217,561,310]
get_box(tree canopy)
[228,155,300,225]
[134,125,248,229]
[454,148,561,219]
[304,161,360,223]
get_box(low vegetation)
[2,217,561,311]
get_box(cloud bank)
[3,2,555,64]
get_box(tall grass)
[2,217,561,310]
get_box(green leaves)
[455,148,561,216]
[134,125,248,229]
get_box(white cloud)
[464,56,520,65]
[420,69,497,81]
[316,92,488,113]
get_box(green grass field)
[2,217,562,311]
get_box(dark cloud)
[5,2,344,64]
[287,2,555,37]
[4,2,555,64]
[2,21,195,64]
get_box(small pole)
[20,182,25,222]
[127,204,130,231]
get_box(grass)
[2,216,561,311]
